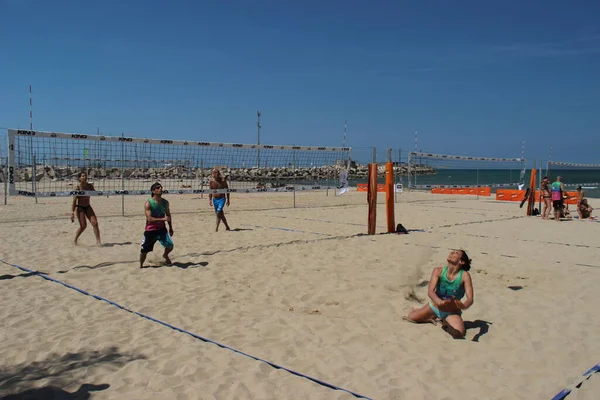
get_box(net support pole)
[293,189,296,208]
[7,131,15,196]
[527,167,537,216]
[121,134,125,217]
[385,162,395,233]
[395,148,401,203]
[32,154,38,204]
[200,159,204,199]
[367,163,378,235]
[3,157,7,205]
[537,160,542,212]
[476,169,479,200]
[407,151,412,192]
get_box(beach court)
[1,190,599,399]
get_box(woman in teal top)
[405,249,474,339]
[551,176,565,222]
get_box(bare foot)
[225,227,231,231]
[163,255,172,265]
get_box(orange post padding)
[367,164,378,235]
[358,183,385,192]
[430,187,491,196]
[496,189,579,204]
[527,169,537,215]
[385,162,395,233]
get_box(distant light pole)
[256,111,261,168]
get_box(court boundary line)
[0,258,373,399]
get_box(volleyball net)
[407,151,527,190]
[545,161,600,189]
[6,129,352,197]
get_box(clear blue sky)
[1,0,599,163]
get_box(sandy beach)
[1,190,599,399]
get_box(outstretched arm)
[70,184,79,222]
[225,181,230,206]
[165,201,173,235]
[458,271,474,310]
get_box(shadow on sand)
[464,319,493,342]
[0,347,145,398]
[141,261,209,269]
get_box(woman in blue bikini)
[405,249,474,339]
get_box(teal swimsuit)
[429,266,465,318]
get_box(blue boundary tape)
[0,258,372,400]
[551,363,600,400]
[241,223,333,236]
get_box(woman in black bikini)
[540,176,552,220]
[71,172,102,245]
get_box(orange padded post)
[367,163,378,235]
[527,168,537,216]
[385,162,395,233]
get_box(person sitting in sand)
[140,182,174,268]
[70,172,102,245]
[576,186,585,207]
[405,249,474,339]
[209,168,231,232]
[578,199,594,220]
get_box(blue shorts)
[213,197,226,213]
[429,302,462,319]
[141,229,173,253]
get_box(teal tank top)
[551,181,562,201]
[436,266,465,300]
[146,197,167,231]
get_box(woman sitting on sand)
[578,199,594,219]
[405,249,474,339]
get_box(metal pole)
[343,120,347,148]
[29,85,36,203]
[256,111,261,168]
[395,148,401,203]
[533,160,544,214]
[200,159,204,199]
[121,133,125,217]
[32,154,38,204]
[547,145,552,176]
[3,157,7,205]
[476,169,479,200]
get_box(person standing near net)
[551,176,565,222]
[71,172,102,245]
[140,183,174,268]
[209,168,231,232]
[540,176,552,220]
